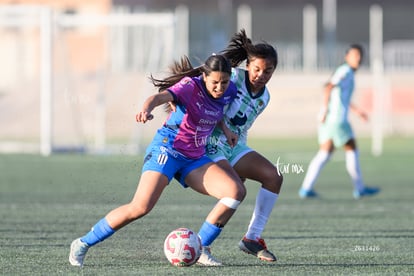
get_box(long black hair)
[220,29,278,69]
[150,54,232,92]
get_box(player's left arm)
[218,120,238,148]
[350,103,369,122]
[319,82,334,123]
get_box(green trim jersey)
[325,63,355,124]
[211,67,270,145]
[317,63,356,147]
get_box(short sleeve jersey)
[162,76,237,159]
[211,67,270,144]
[326,63,355,124]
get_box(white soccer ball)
[164,227,202,267]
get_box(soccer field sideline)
[0,137,413,275]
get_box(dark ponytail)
[150,54,231,92]
[221,29,278,69]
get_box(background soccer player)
[299,44,380,199]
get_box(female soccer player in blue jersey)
[299,44,380,199]
[69,54,245,267]
[206,30,282,262]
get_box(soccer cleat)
[197,246,223,266]
[299,188,319,199]
[69,238,89,267]
[353,186,380,199]
[239,237,277,262]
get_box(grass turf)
[0,137,413,275]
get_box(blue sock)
[80,218,115,246]
[198,221,222,247]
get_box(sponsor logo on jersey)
[196,102,203,110]
[199,118,218,125]
[204,109,219,116]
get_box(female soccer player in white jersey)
[206,30,281,262]
[299,44,380,199]
[69,54,245,267]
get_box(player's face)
[346,48,362,70]
[203,71,231,99]
[246,58,275,93]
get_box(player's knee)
[262,166,283,193]
[219,197,241,210]
[233,181,247,201]
[220,182,246,207]
[227,178,247,201]
[238,183,247,200]
[276,172,283,187]
[127,203,152,220]
[270,174,283,194]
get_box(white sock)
[301,150,331,191]
[345,150,365,192]
[245,188,278,240]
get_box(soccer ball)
[164,227,202,267]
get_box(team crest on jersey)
[198,90,205,98]
[257,99,264,108]
[207,144,218,155]
[180,78,192,86]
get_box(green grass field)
[1,137,413,275]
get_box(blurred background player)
[206,29,282,262]
[299,44,380,199]
[69,54,245,267]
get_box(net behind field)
[1,5,413,156]
[0,7,178,154]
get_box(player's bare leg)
[69,172,168,267]
[186,162,245,266]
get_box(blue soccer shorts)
[142,141,212,188]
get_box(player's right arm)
[136,90,174,123]
[350,102,369,122]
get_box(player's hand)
[320,113,327,123]
[358,111,369,122]
[168,101,177,112]
[225,131,238,148]
[136,111,154,123]
[318,108,328,123]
